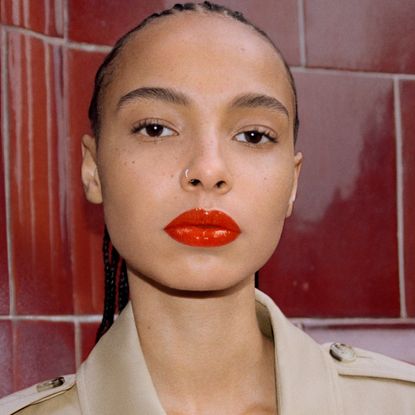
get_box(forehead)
[106,12,292,112]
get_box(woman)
[1,2,414,414]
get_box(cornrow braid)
[118,259,129,312]
[96,227,129,342]
[93,1,292,340]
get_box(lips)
[164,208,241,247]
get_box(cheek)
[100,140,179,199]
[97,144,178,248]
[246,158,294,217]
[244,164,294,249]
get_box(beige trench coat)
[1,290,415,414]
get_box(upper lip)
[164,208,241,232]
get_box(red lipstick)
[164,208,241,247]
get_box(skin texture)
[82,11,302,415]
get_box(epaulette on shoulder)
[323,342,415,384]
[0,374,75,415]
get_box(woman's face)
[82,13,302,292]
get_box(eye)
[234,129,277,145]
[131,120,176,138]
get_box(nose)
[180,138,232,194]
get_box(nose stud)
[184,168,199,186]
[182,166,229,191]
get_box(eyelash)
[234,127,278,146]
[130,119,278,145]
[130,119,177,138]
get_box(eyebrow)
[230,93,289,118]
[117,87,289,118]
[117,87,190,110]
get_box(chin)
[129,262,255,297]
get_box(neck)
[128,273,276,414]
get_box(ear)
[81,134,103,204]
[286,152,303,218]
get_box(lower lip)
[164,209,241,247]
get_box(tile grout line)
[55,0,64,36]
[0,26,415,78]
[62,0,68,41]
[0,314,102,322]
[291,66,415,79]
[66,40,111,52]
[1,313,414,325]
[45,36,55,266]
[2,22,415,77]
[393,76,407,318]
[0,23,111,52]
[293,317,415,326]
[26,31,36,271]
[74,320,81,368]
[62,0,74,312]
[297,0,306,67]
[1,26,16,316]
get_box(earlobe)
[286,152,303,218]
[81,134,103,204]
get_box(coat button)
[329,343,357,362]
[36,376,65,392]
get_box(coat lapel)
[77,303,166,415]
[256,290,341,415]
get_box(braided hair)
[95,227,129,341]
[93,2,297,341]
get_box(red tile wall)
[0,0,414,397]
[13,321,75,391]
[401,80,415,316]
[262,73,399,317]
[0,27,9,316]
[66,48,106,315]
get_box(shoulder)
[323,342,415,413]
[0,375,80,415]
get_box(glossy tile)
[66,48,106,314]
[80,322,100,362]
[0,28,9,315]
[25,0,64,36]
[7,32,72,314]
[0,321,12,398]
[304,324,415,364]
[400,80,415,317]
[66,0,300,64]
[67,0,168,45]
[305,0,415,73]
[214,0,300,65]
[260,71,399,317]
[0,0,21,26]
[0,0,63,36]
[14,321,75,391]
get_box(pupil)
[245,131,262,143]
[146,124,163,137]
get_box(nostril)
[216,180,226,188]
[189,178,200,186]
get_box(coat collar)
[255,290,341,414]
[77,290,340,415]
[77,303,166,415]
